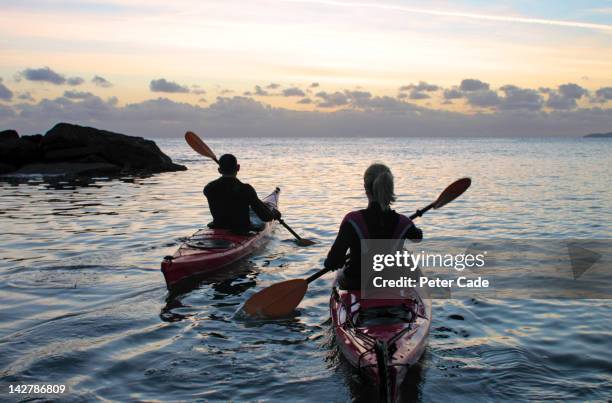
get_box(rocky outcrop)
[0,129,19,142]
[0,123,186,176]
[584,131,612,138]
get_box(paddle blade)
[243,279,308,318]
[185,131,218,163]
[434,177,471,209]
[295,238,317,247]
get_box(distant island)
[584,131,612,138]
[0,123,187,176]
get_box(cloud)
[13,94,118,125]
[315,91,349,108]
[309,82,320,88]
[297,98,312,104]
[266,83,280,89]
[559,83,588,99]
[19,67,67,85]
[546,83,587,110]
[595,87,612,101]
[345,90,372,100]
[63,90,95,99]
[219,89,234,95]
[466,89,500,107]
[498,85,543,111]
[352,95,412,111]
[282,87,306,97]
[0,104,15,118]
[198,98,207,103]
[460,79,490,92]
[192,89,206,95]
[0,78,14,101]
[17,92,35,102]
[149,78,190,93]
[2,94,611,138]
[546,94,576,109]
[408,90,430,100]
[443,88,463,99]
[313,89,415,111]
[67,77,84,86]
[254,85,269,96]
[92,75,113,88]
[400,81,439,92]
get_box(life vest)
[342,210,414,240]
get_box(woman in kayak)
[324,163,422,289]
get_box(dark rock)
[78,154,112,164]
[44,146,99,161]
[21,134,44,144]
[0,130,19,142]
[0,163,16,174]
[0,138,43,167]
[0,122,186,177]
[42,123,186,172]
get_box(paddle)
[184,131,316,247]
[278,219,317,246]
[243,177,472,318]
[185,131,218,163]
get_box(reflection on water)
[0,137,610,401]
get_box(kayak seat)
[185,239,236,249]
[206,221,265,234]
[353,306,415,327]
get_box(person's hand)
[271,208,282,220]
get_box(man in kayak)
[204,154,281,233]
[324,163,422,289]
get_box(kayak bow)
[161,187,280,288]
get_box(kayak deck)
[330,286,431,401]
[161,187,279,288]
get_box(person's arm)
[245,185,278,222]
[324,220,354,270]
[405,224,423,242]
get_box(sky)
[0,0,611,137]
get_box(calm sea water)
[0,137,610,402]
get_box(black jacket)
[203,176,274,231]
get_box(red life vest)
[342,210,414,240]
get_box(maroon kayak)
[161,188,279,288]
[330,284,431,402]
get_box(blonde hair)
[364,163,396,210]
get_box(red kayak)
[161,188,280,288]
[330,284,431,402]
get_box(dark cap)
[218,154,239,173]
